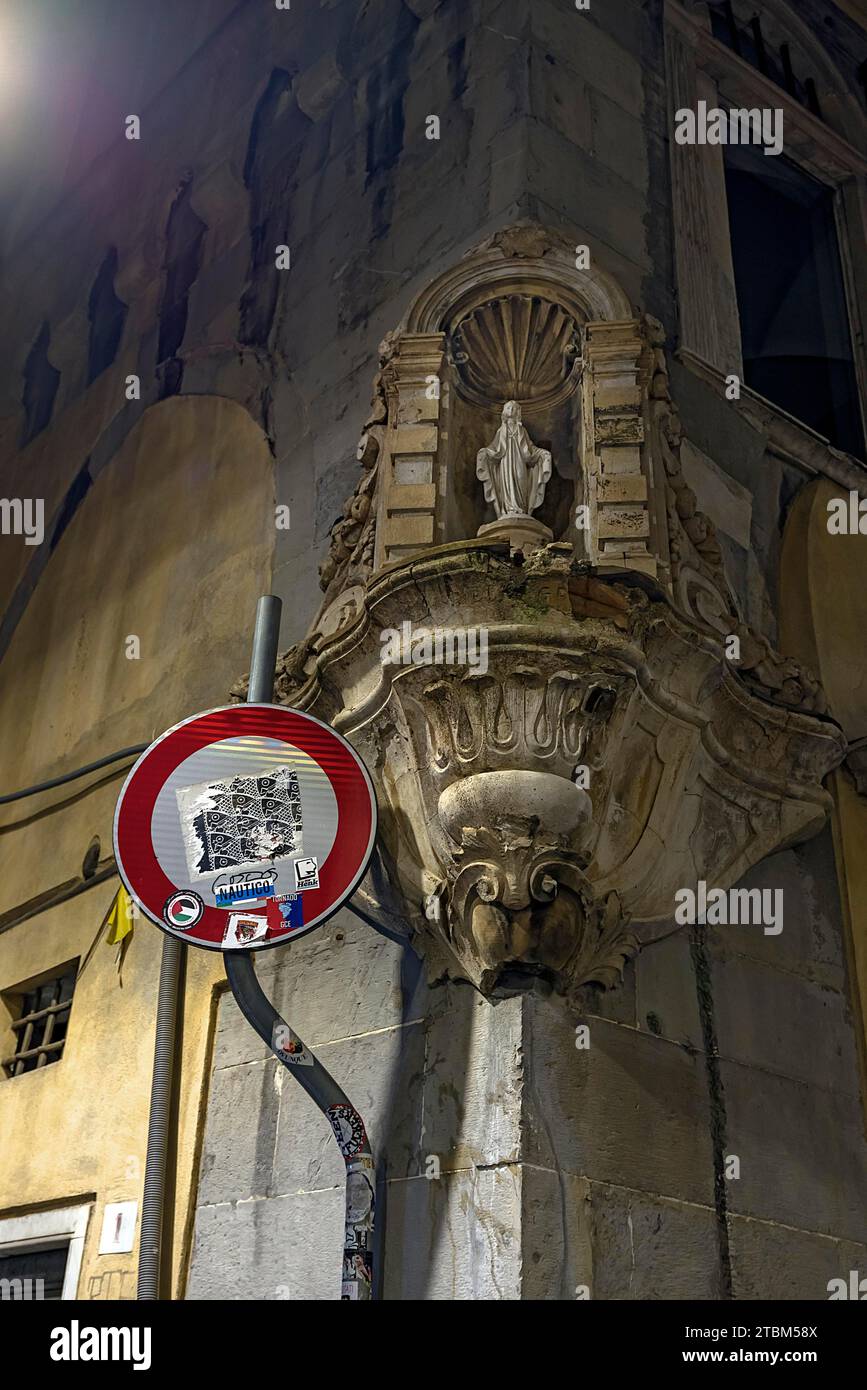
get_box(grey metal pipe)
[346,898,408,948]
[247,593,281,702]
[137,933,183,1299]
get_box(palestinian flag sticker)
[164,891,204,930]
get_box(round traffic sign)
[113,704,377,951]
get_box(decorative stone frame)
[372,229,661,578]
[0,1201,91,1298]
[665,0,867,476]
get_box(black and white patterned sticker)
[176,766,303,879]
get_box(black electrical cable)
[0,745,148,804]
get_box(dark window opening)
[2,964,77,1079]
[156,179,207,375]
[724,145,865,460]
[87,248,127,385]
[239,68,307,349]
[20,322,60,448]
[0,1244,69,1300]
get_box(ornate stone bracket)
[233,543,843,999]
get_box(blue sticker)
[275,894,304,930]
[213,869,277,908]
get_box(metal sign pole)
[222,595,377,1301]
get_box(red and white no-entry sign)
[113,704,377,951]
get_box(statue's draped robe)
[476,420,552,517]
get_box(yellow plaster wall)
[0,394,275,1296]
[780,476,867,1128]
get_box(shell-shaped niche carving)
[452,295,582,408]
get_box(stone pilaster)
[583,320,657,577]
[374,333,444,569]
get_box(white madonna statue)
[476,401,552,519]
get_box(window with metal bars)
[0,1244,69,1299]
[707,2,823,119]
[2,964,77,1079]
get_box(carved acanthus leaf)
[229,635,318,706]
[318,329,400,597]
[564,890,639,996]
[484,223,558,260]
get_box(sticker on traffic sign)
[113,704,377,951]
[294,856,319,891]
[164,891,204,930]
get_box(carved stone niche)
[234,223,846,1001]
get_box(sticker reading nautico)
[113,704,377,952]
[213,869,278,908]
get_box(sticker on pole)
[113,705,377,951]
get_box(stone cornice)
[675,347,867,497]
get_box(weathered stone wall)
[188,828,867,1300]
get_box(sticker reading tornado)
[176,766,303,881]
